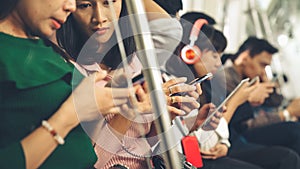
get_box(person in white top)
[166,13,300,169]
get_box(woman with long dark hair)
[0,0,131,168]
[55,0,219,168]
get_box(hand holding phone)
[198,78,250,129]
[171,73,213,97]
[188,73,213,86]
[248,76,259,86]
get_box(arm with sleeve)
[0,33,96,169]
[95,17,183,166]
[194,118,230,152]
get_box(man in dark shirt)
[223,36,300,155]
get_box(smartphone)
[265,65,273,81]
[188,73,213,86]
[171,73,213,97]
[132,73,144,85]
[199,78,250,128]
[248,76,259,86]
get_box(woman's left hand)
[129,84,153,115]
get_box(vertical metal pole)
[124,0,181,168]
[220,0,229,32]
[260,11,273,42]
[248,0,264,38]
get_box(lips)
[51,18,64,29]
[93,27,109,35]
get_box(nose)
[63,0,76,13]
[259,71,266,78]
[92,5,108,25]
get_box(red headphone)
[181,19,208,64]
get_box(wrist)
[52,101,79,131]
[226,99,240,110]
[41,120,65,145]
[220,141,231,148]
[286,107,294,116]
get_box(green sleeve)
[0,142,25,169]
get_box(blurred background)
[180,0,300,100]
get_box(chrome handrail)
[124,0,181,168]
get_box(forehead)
[202,50,220,57]
[203,49,217,54]
[252,51,273,65]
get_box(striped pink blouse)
[81,56,155,168]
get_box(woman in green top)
[0,0,134,168]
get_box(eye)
[77,3,92,9]
[213,54,219,59]
[260,63,267,68]
[103,0,117,6]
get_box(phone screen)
[132,73,144,85]
[198,78,250,128]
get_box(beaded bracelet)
[42,120,65,145]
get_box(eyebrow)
[76,0,94,2]
[260,62,269,67]
[76,0,100,5]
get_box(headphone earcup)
[180,45,202,64]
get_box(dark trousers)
[201,157,262,169]
[241,122,300,155]
[229,139,300,169]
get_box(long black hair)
[0,0,19,20]
[57,0,136,69]
[153,0,182,16]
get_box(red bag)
[181,136,203,168]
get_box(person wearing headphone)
[165,14,300,169]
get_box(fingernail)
[179,77,187,82]
[196,102,200,108]
[179,110,186,115]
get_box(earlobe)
[234,51,249,65]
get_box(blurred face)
[242,51,272,79]
[73,0,122,44]
[16,0,76,38]
[193,49,222,77]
